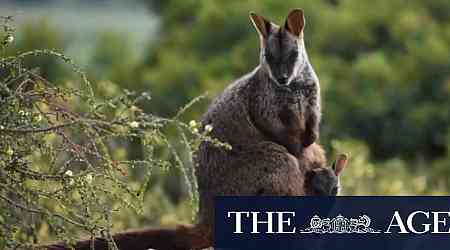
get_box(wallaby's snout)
[278,73,289,85]
[250,9,307,86]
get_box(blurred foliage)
[1,0,450,246]
[143,0,450,194]
[144,0,450,159]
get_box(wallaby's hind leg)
[222,141,306,196]
[197,141,316,236]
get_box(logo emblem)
[300,214,381,234]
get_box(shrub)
[0,16,227,249]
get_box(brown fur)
[196,47,323,230]
[39,225,209,250]
[193,9,324,245]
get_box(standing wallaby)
[42,9,347,250]
[190,8,342,249]
[195,7,322,228]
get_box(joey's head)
[250,9,308,87]
[305,154,348,196]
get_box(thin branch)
[1,121,77,134]
[0,194,89,230]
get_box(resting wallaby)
[42,9,347,250]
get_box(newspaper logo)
[299,214,381,234]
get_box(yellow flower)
[33,114,43,122]
[204,124,213,133]
[85,174,93,184]
[129,121,140,128]
[189,120,197,128]
[64,170,73,177]
[5,35,13,43]
[6,147,14,156]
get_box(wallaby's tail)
[41,224,212,250]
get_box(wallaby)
[41,9,347,250]
[305,154,348,196]
[195,7,322,234]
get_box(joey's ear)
[332,154,348,176]
[284,8,305,37]
[249,12,272,38]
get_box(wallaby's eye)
[265,52,275,63]
[287,51,298,62]
[301,87,311,96]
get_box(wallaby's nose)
[278,75,289,85]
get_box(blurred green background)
[2,0,450,236]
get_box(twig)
[0,121,77,134]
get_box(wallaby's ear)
[332,154,348,176]
[284,8,305,37]
[249,12,272,38]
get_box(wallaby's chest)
[252,79,312,116]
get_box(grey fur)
[194,12,325,227]
[305,167,339,196]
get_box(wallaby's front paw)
[286,142,302,158]
[302,130,318,148]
